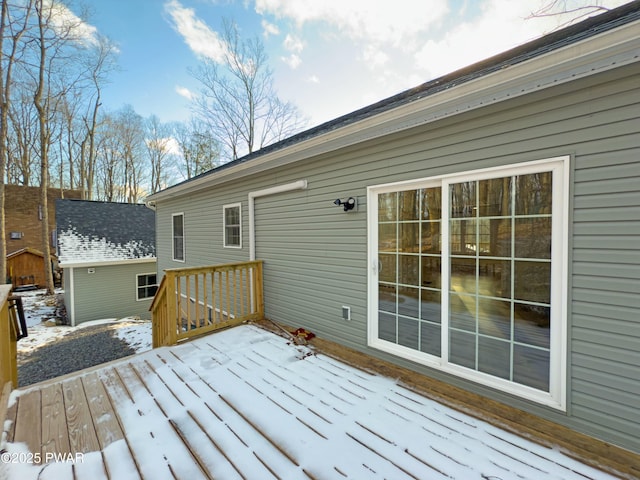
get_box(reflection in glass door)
[377,187,442,356]
[448,172,553,391]
[370,159,566,405]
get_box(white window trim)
[136,272,158,301]
[367,156,569,410]
[172,212,185,262]
[223,203,242,249]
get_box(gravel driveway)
[17,323,138,387]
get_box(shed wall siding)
[68,261,156,325]
[155,63,640,452]
[63,270,72,322]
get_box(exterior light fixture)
[333,197,356,212]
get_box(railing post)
[254,261,264,319]
[0,285,17,389]
[165,270,178,346]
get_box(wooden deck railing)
[150,261,264,347]
[0,285,18,389]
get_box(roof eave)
[59,257,157,269]
[147,19,640,203]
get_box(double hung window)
[224,204,242,248]
[172,213,185,261]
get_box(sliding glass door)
[368,158,567,408]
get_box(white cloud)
[255,0,449,47]
[262,19,280,37]
[257,0,632,129]
[164,0,228,62]
[281,34,303,68]
[413,1,543,78]
[175,85,194,100]
[283,33,304,53]
[46,0,98,46]
[281,53,301,69]
[362,45,389,69]
[413,0,633,79]
[165,137,182,156]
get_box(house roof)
[7,247,44,259]
[56,199,155,266]
[147,1,640,203]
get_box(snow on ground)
[4,324,620,480]
[14,289,152,355]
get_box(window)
[223,203,242,248]
[137,273,158,300]
[172,213,185,261]
[369,157,568,409]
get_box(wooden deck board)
[81,372,124,449]
[81,371,144,479]
[2,324,637,480]
[40,383,71,457]
[100,371,177,480]
[62,377,101,454]
[1,381,16,445]
[149,349,299,479]
[13,388,42,457]
[115,362,212,479]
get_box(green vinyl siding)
[67,261,156,325]
[154,62,640,453]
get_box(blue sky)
[83,0,629,129]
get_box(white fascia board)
[59,257,157,269]
[147,21,640,203]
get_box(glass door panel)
[377,187,442,355]
[448,172,553,392]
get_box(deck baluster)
[150,261,264,346]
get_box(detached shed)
[56,199,157,326]
[6,248,49,290]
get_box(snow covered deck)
[2,325,624,479]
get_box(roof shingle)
[56,199,155,264]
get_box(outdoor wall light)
[333,197,356,212]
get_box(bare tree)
[528,1,614,27]
[94,113,123,201]
[172,118,220,180]
[92,105,145,202]
[190,19,305,162]
[33,0,56,293]
[6,79,38,185]
[0,0,33,284]
[146,115,174,194]
[77,33,117,199]
[114,106,145,202]
[30,0,95,293]
[121,108,145,202]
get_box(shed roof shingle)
[56,199,155,264]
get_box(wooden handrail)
[0,285,18,389]
[151,261,264,347]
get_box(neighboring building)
[56,199,156,326]
[6,248,46,290]
[4,184,82,286]
[146,4,640,456]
